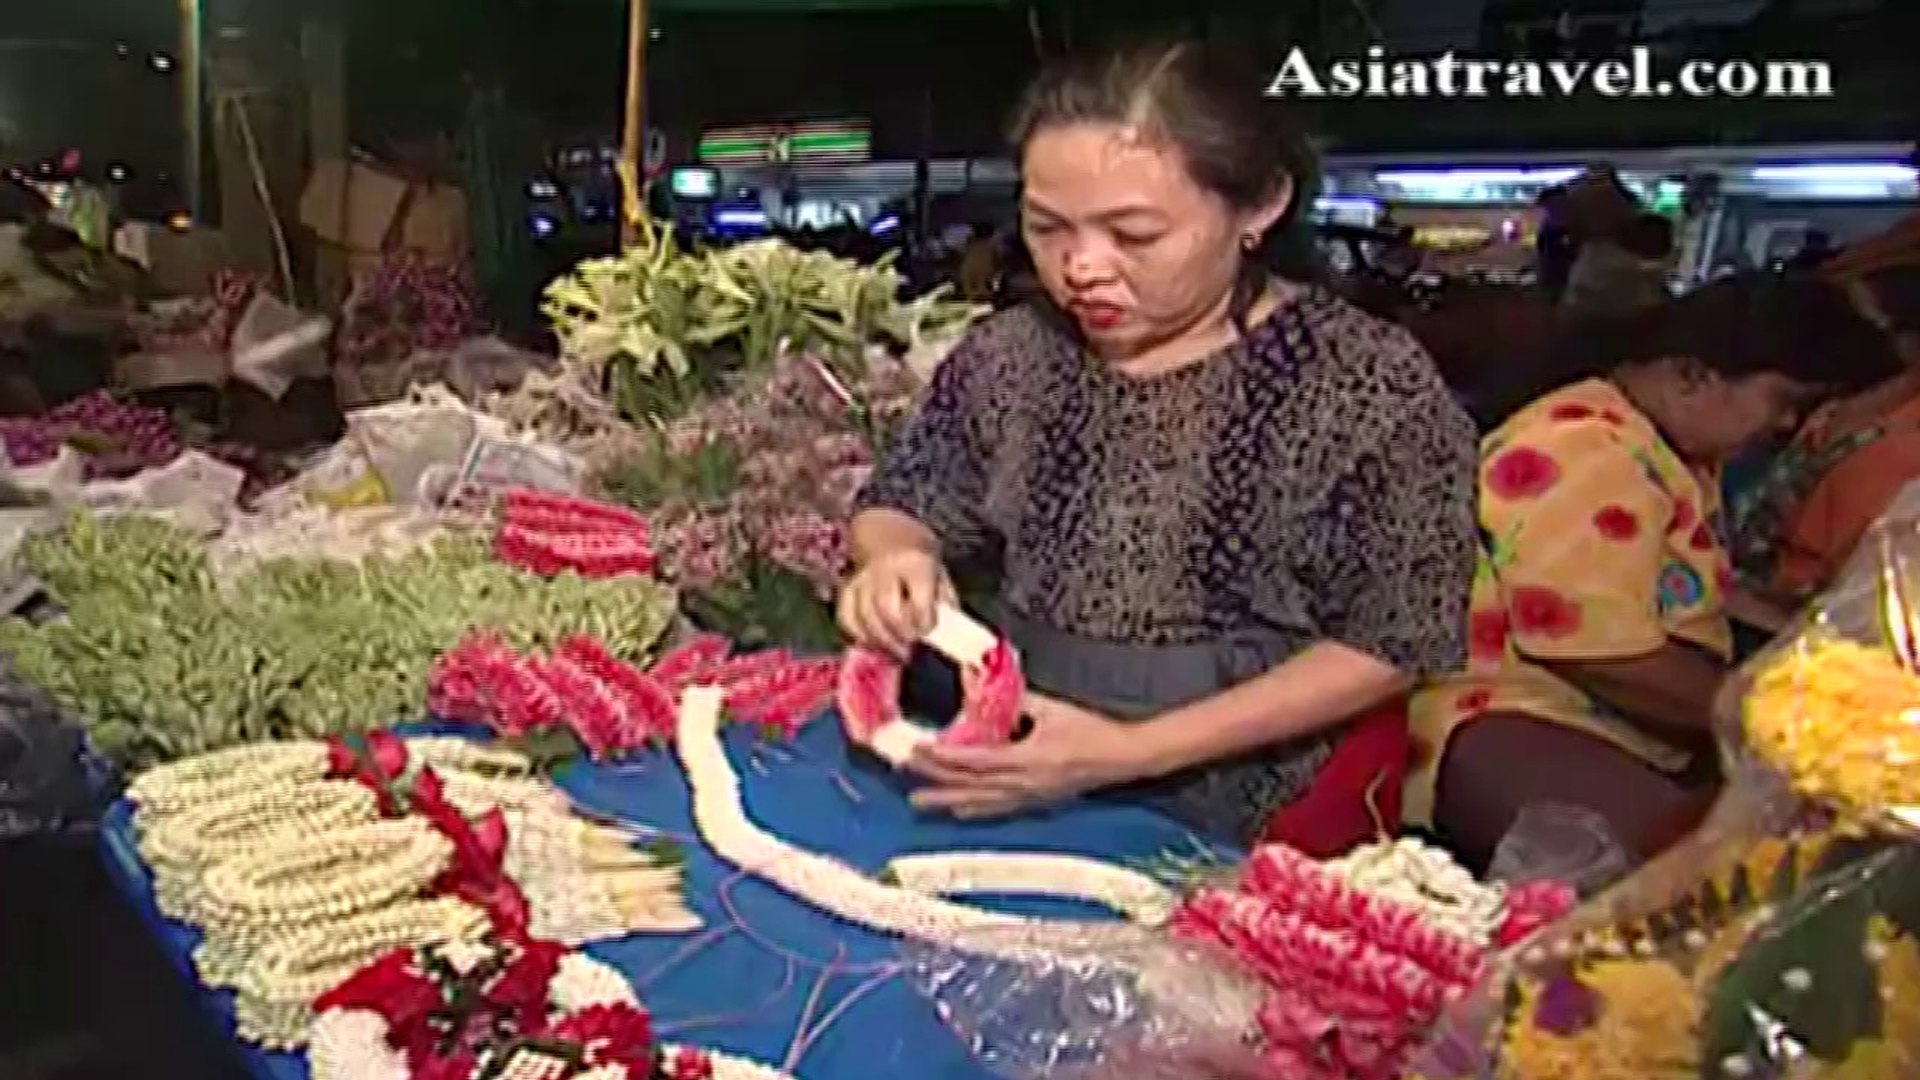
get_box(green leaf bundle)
[0,512,677,768]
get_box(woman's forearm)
[850,507,940,566]
[1128,642,1410,780]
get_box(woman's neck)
[1102,281,1294,379]
[1607,365,1695,459]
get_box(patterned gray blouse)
[857,287,1479,841]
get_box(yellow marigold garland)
[1743,638,1920,824]
[1500,959,1701,1080]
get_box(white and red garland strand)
[308,942,795,1080]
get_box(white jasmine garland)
[1320,837,1507,946]
[674,685,1153,959]
[883,853,1177,926]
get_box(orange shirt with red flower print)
[1405,378,1734,827]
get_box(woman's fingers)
[909,784,1026,817]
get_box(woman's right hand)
[837,547,954,657]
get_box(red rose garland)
[493,489,658,580]
[837,606,1026,763]
[428,632,840,758]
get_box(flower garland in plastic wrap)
[0,513,675,766]
[1165,843,1575,1080]
[430,630,839,758]
[309,935,795,1080]
[1743,635,1920,827]
[130,732,699,1047]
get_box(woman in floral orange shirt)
[1410,272,1899,871]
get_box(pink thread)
[782,943,847,1072]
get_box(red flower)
[411,1051,480,1080]
[1689,522,1716,551]
[1547,402,1595,422]
[1591,504,1641,541]
[314,948,439,1024]
[1468,609,1509,660]
[548,1003,655,1069]
[663,1046,717,1080]
[1670,498,1697,534]
[485,938,566,1029]
[1485,447,1561,502]
[1455,690,1493,717]
[1509,586,1583,639]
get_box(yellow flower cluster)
[1500,959,1701,1080]
[1744,638,1920,823]
[1827,918,1920,1079]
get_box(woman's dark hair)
[1008,38,1322,328]
[1863,265,1920,335]
[1474,270,1901,429]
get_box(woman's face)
[1020,122,1287,357]
[1667,369,1821,460]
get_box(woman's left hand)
[905,692,1147,819]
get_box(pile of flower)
[0,390,180,479]
[598,350,917,650]
[1166,843,1574,1079]
[429,630,840,758]
[336,252,482,408]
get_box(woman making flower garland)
[837,40,1480,847]
[1408,271,1899,873]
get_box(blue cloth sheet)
[97,716,1218,1080]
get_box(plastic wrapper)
[227,292,329,400]
[903,840,1569,1080]
[900,927,1269,1080]
[1406,515,1920,1080]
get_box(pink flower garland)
[1164,845,1572,1080]
[493,489,658,579]
[428,631,841,759]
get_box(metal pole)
[179,0,204,219]
[619,0,650,246]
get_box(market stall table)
[99,715,1216,1080]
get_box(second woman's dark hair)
[1863,265,1920,335]
[1008,39,1323,327]
[1476,270,1901,429]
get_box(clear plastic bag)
[1406,514,1920,1080]
[900,928,1269,1080]
[902,840,1556,1080]
[1488,802,1631,895]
